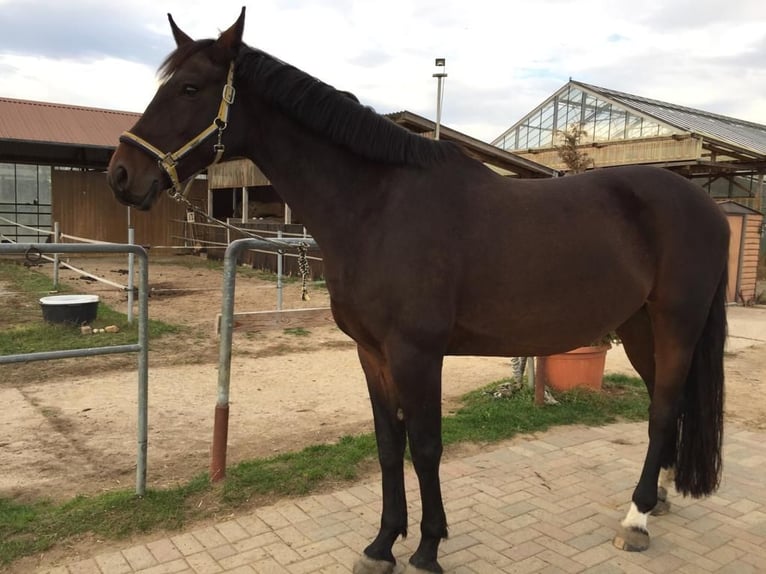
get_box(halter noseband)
[119,61,236,198]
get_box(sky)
[0,0,765,144]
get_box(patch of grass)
[444,374,648,445]
[0,475,209,564]
[283,327,311,337]
[0,373,648,566]
[0,261,178,356]
[222,434,378,504]
[1,261,55,294]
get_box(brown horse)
[108,9,729,573]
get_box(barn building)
[0,97,208,247]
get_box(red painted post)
[210,404,230,481]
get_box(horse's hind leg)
[354,345,407,574]
[616,306,655,390]
[616,307,675,517]
[614,305,700,552]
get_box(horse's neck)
[240,101,387,250]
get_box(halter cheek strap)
[119,61,236,198]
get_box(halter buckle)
[160,153,177,169]
[222,84,236,105]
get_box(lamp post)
[433,58,447,140]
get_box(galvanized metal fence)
[0,216,139,323]
[0,242,150,496]
[210,237,319,480]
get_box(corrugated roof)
[574,81,766,158]
[0,97,139,148]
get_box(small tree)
[556,123,594,174]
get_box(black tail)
[674,267,728,497]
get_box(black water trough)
[39,294,99,325]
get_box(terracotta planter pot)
[536,345,609,391]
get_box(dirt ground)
[1,253,765,503]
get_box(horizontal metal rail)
[0,344,142,364]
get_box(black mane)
[158,41,459,167]
[234,47,460,167]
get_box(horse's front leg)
[404,395,447,572]
[354,346,408,574]
[390,341,447,573]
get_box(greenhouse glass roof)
[492,80,766,160]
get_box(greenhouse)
[492,80,766,209]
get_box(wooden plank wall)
[52,169,206,246]
[516,135,703,170]
[727,215,744,303]
[209,159,269,188]
[740,213,764,303]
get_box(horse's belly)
[447,286,647,358]
[446,330,566,357]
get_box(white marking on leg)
[658,466,676,492]
[621,502,649,533]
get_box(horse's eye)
[183,84,199,96]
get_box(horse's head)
[107,8,246,210]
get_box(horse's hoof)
[404,564,441,574]
[353,554,397,574]
[406,557,443,574]
[651,498,671,516]
[613,525,650,552]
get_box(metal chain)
[297,242,310,301]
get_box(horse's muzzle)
[107,164,161,211]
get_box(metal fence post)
[52,221,60,289]
[127,226,135,324]
[276,230,283,310]
[210,237,317,481]
[135,251,149,495]
[210,244,238,481]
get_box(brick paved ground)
[41,421,766,573]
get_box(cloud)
[0,53,158,110]
[638,0,764,31]
[347,50,394,69]
[0,0,764,143]
[0,0,171,64]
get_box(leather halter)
[119,62,236,197]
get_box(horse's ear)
[168,14,193,47]
[216,7,246,58]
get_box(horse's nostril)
[111,165,129,192]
